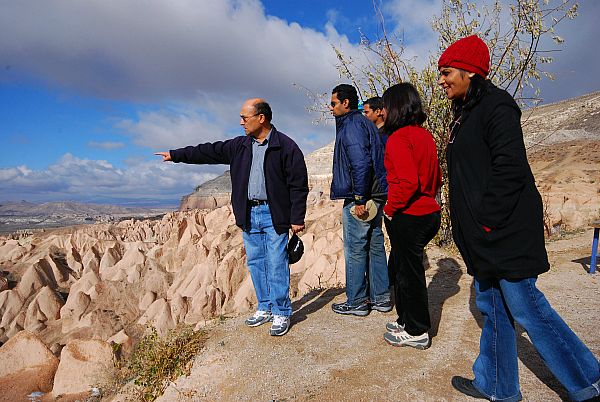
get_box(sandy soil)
[155,229,600,402]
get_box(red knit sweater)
[383,125,442,217]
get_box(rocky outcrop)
[179,171,233,211]
[0,202,346,348]
[529,139,600,233]
[52,339,114,397]
[0,331,58,400]
[522,92,600,149]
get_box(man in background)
[363,96,388,145]
[155,98,308,336]
[363,95,394,292]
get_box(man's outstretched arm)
[154,141,234,165]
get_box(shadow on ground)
[292,287,345,325]
[571,256,595,274]
[428,257,462,338]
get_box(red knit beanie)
[438,35,490,77]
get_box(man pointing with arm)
[155,98,308,336]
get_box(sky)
[1,0,598,207]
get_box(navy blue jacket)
[330,110,388,203]
[170,127,309,234]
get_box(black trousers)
[385,211,440,336]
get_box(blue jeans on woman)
[342,200,390,306]
[242,204,291,317]
[472,277,600,401]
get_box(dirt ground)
[154,229,600,402]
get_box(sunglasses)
[240,113,259,123]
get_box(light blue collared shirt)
[247,130,271,200]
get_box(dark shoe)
[370,300,393,312]
[451,376,489,400]
[331,301,370,316]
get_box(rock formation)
[0,330,58,400]
[180,171,233,211]
[0,200,347,398]
[52,339,114,397]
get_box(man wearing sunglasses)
[329,84,391,317]
[155,98,309,336]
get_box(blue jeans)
[472,277,600,401]
[342,200,390,306]
[242,204,291,317]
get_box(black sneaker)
[451,376,489,400]
[371,300,393,312]
[331,301,370,316]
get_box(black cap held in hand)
[287,234,304,265]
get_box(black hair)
[254,101,272,122]
[451,72,493,119]
[364,96,384,111]
[332,84,359,110]
[382,83,427,134]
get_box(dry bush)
[99,325,207,401]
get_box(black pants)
[385,211,440,336]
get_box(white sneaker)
[269,315,290,336]
[385,321,405,333]
[383,330,430,350]
[244,310,272,327]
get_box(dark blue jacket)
[170,127,309,234]
[330,110,388,203]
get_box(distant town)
[0,200,174,235]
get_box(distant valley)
[0,200,174,234]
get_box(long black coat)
[446,85,549,280]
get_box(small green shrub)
[106,325,207,401]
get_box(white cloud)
[0,154,225,206]
[118,95,336,153]
[0,0,358,155]
[384,0,442,68]
[0,0,349,102]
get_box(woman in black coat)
[439,35,600,402]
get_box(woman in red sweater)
[382,83,442,350]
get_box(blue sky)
[1,0,597,207]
